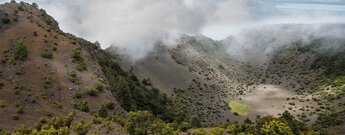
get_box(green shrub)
[190,117,202,128]
[14,101,22,108]
[73,101,89,112]
[125,111,154,135]
[188,129,207,135]
[11,114,19,120]
[13,81,23,94]
[0,128,10,135]
[68,71,79,84]
[44,110,53,117]
[210,127,224,135]
[101,121,114,133]
[142,78,151,86]
[43,76,54,86]
[71,121,91,135]
[98,105,108,118]
[315,106,345,128]
[125,111,178,135]
[0,100,6,108]
[71,47,87,71]
[111,115,126,126]
[105,102,115,110]
[14,69,23,75]
[85,86,98,96]
[73,92,82,99]
[54,126,70,135]
[85,82,105,96]
[41,49,53,59]
[95,82,104,92]
[13,40,27,61]
[75,63,87,71]
[33,31,38,36]
[16,106,24,114]
[13,126,33,134]
[15,112,75,135]
[92,116,102,124]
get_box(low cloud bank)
[7,0,345,60]
[223,23,345,65]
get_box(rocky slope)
[0,2,179,134]
[0,2,196,134]
[0,2,129,134]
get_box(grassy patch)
[71,47,87,71]
[228,100,249,116]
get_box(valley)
[122,33,345,133]
[0,1,344,135]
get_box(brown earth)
[0,2,125,134]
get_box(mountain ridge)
[0,1,344,135]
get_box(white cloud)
[4,0,345,60]
[223,23,345,65]
[13,0,244,59]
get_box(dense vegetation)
[297,38,345,80]
[121,110,334,135]
[0,112,76,135]
[296,39,345,102]
[294,40,345,132]
[1,39,28,64]
[189,111,334,135]
[314,103,345,129]
[71,47,87,71]
[4,110,322,135]
[78,39,184,123]
[13,40,28,61]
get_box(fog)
[16,0,254,59]
[4,0,345,60]
[223,23,345,65]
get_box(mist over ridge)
[222,23,345,65]
[7,0,345,61]
[1,1,345,134]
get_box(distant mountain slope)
[122,26,345,132]
[119,35,260,123]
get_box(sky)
[1,0,345,59]
[202,0,345,40]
